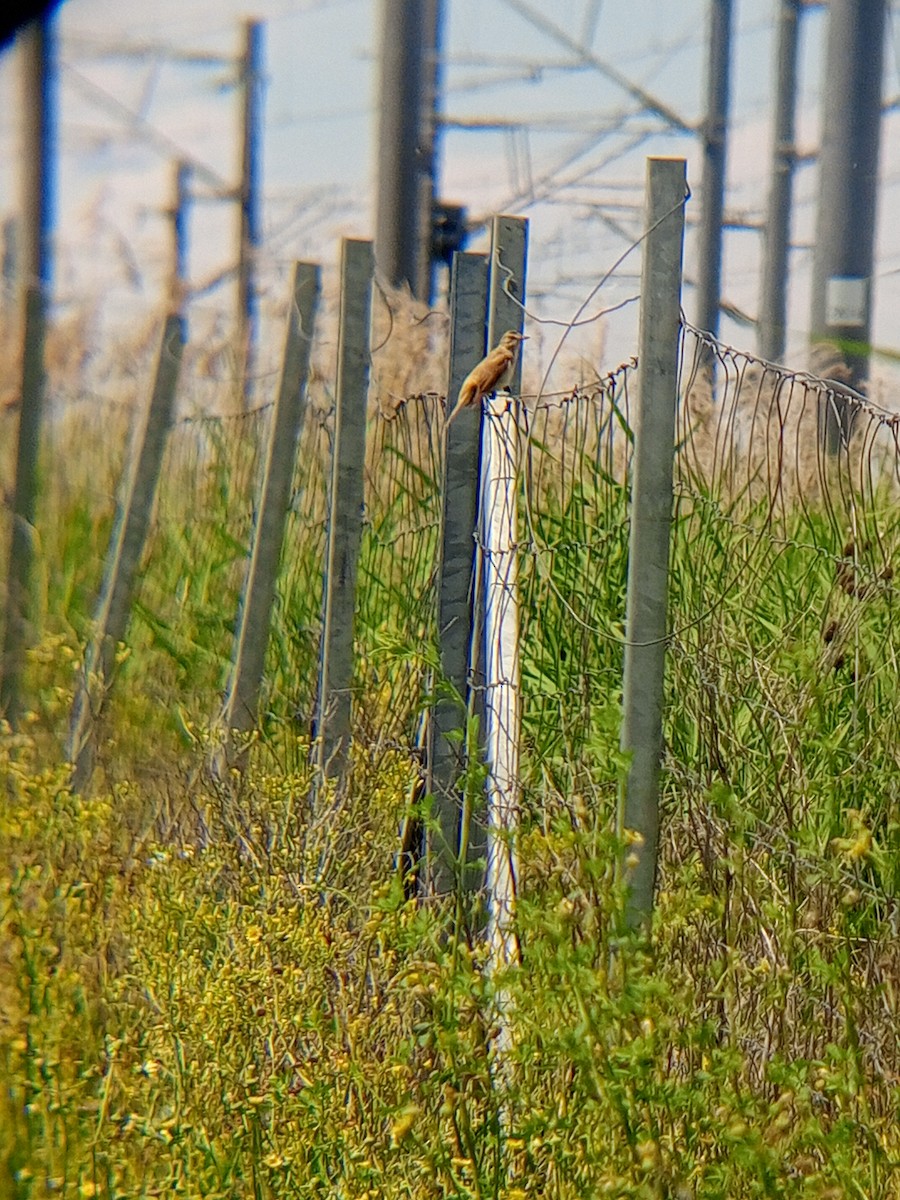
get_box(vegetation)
[2,324,900,1197]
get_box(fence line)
[4,165,900,1129]
[3,179,900,984]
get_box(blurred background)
[2,0,900,394]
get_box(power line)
[60,60,233,195]
[60,33,232,66]
[497,0,695,134]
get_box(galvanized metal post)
[758,0,801,364]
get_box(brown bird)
[445,329,527,428]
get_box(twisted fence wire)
[356,392,444,752]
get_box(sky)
[2,0,900,392]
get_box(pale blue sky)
[2,0,900,382]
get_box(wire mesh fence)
[7,185,900,1185]
[8,304,900,942]
[441,326,896,1086]
[135,403,273,712]
[670,323,900,876]
[660,324,900,1085]
[357,392,444,752]
[516,369,635,810]
[461,327,900,911]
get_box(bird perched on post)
[445,329,527,429]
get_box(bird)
[444,329,527,429]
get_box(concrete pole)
[694,0,732,339]
[2,216,16,299]
[809,0,886,451]
[374,0,427,296]
[758,0,801,364]
[482,216,527,967]
[68,316,185,791]
[416,0,445,303]
[620,158,687,932]
[167,160,190,316]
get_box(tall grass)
[2,313,900,1196]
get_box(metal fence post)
[429,251,489,895]
[619,157,687,930]
[220,262,320,754]
[67,314,185,791]
[315,239,373,777]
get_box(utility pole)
[375,0,428,297]
[237,18,263,400]
[2,216,15,298]
[1,18,53,728]
[810,0,886,449]
[166,160,190,316]
[758,0,801,363]
[416,0,445,303]
[695,0,732,339]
